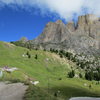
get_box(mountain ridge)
[31,14,100,55]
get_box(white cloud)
[0,0,100,21]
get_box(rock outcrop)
[32,14,100,55]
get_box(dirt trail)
[0,82,28,100]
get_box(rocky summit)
[31,14,100,55]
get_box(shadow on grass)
[51,85,100,100]
[24,84,100,100]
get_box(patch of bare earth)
[0,82,28,100]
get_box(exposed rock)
[77,14,99,27]
[34,20,70,43]
[55,20,64,25]
[31,14,100,55]
[66,21,75,32]
[20,37,28,43]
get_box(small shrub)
[35,54,38,59]
[79,73,83,78]
[68,70,75,78]
[26,51,31,59]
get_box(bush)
[79,73,83,78]
[26,51,31,58]
[68,70,75,78]
[85,71,94,81]
[35,54,38,59]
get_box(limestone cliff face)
[34,20,71,43]
[77,14,100,38]
[32,14,100,55]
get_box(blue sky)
[0,7,56,42]
[0,0,99,42]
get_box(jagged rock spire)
[77,14,99,27]
[32,14,100,55]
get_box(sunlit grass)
[0,41,100,100]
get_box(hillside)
[0,41,100,100]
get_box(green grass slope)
[0,41,100,100]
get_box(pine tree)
[26,51,31,59]
[68,70,75,78]
[35,54,38,59]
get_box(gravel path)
[70,97,100,100]
[0,82,28,100]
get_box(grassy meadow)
[0,41,100,100]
